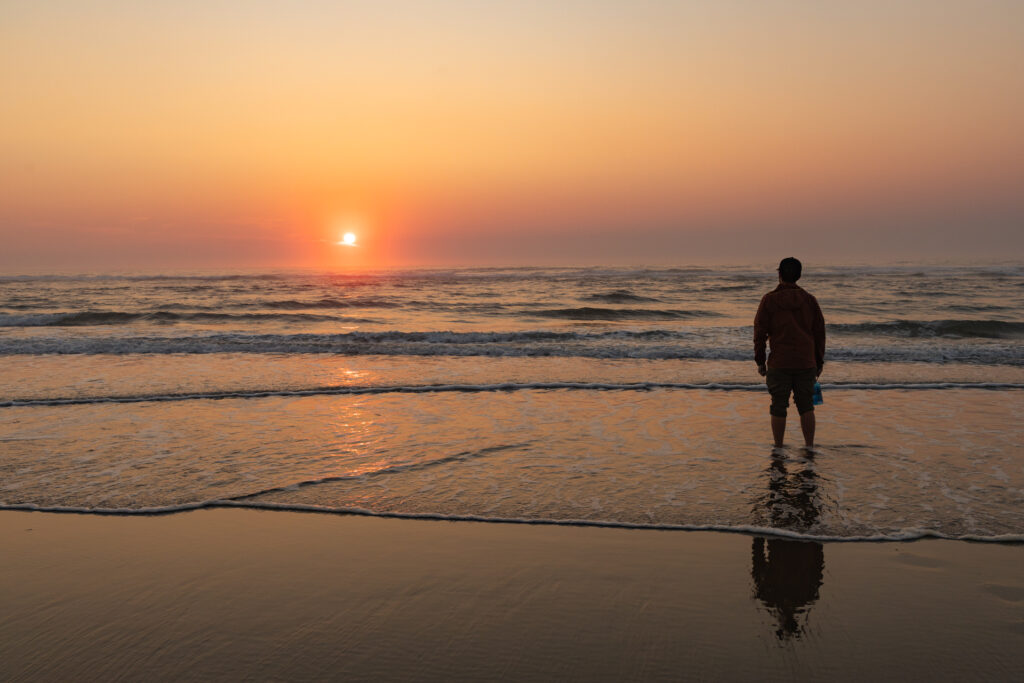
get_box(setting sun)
[340,232,357,247]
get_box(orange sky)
[2,1,1023,271]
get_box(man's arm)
[812,297,825,376]
[753,295,770,372]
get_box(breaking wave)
[4,381,1021,409]
[831,319,1024,339]
[1,501,1021,543]
[0,330,1021,364]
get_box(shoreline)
[3,502,1024,544]
[3,509,1022,681]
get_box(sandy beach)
[3,509,1022,681]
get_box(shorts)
[766,367,817,418]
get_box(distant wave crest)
[530,307,718,320]
[251,298,402,310]
[579,290,662,303]
[0,311,378,327]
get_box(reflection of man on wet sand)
[754,257,826,448]
[751,453,825,640]
[752,537,824,640]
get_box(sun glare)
[340,232,358,246]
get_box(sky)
[2,0,1023,271]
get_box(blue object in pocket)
[812,381,823,406]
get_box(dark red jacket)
[754,283,826,370]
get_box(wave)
[0,273,291,284]
[831,320,1024,339]
[0,311,378,327]
[2,264,1019,285]
[5,381,1021,408]
[228,443,529,502]
[0,302,59,310]
[941,304,1013,313]
[402,300,508,313]
[530,307,719,320]
[894,289,952,298]
[0,330,1021,363]
[253,298,402,310]
[0,311,142,326]
[580,290,662,303]
[1,501,1020,543]
[700,284,758,292]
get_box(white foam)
[4,381,1021,408]
[2,500,1022,543]
[0,331,1021,365]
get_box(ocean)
[2,264,1022,541]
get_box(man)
[754,257,826,448]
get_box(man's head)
[778,257,802,283]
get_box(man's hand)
[757,364,767,377]
[816,364,823,378]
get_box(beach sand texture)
[2,510,1023,682]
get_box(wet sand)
[2,509,1022,681]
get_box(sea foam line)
[2,332,1022,363]
[2,500,1022,544]
[3,381,1023,408]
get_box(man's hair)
[778,257,802,283]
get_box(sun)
[330,214,365,248]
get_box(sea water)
[1,264,1022,541]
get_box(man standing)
[754,257,826,448]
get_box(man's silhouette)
[754,257,826,448]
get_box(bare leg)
[800,410,815,448]
[771,416,786,447]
